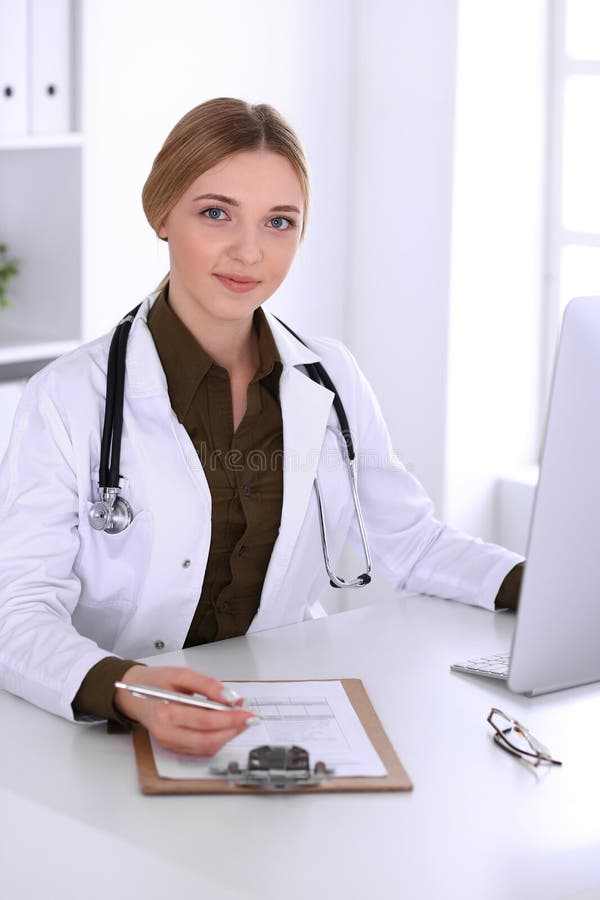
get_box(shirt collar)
[146,286,282,419]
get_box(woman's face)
[158,150,304,324]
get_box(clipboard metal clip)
[210,744,335,790]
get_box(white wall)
[80,0,355,342]
[346,1,547,547]
[347,0,458,514]
[444,0,547,546]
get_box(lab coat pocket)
[77,505,153,604]
[81,501,151,557]
[73,505,153,650]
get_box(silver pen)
[114,681,261,717]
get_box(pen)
[114,681,262,717]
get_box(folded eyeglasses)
[487,707,562,767]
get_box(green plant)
[0,243,20,309]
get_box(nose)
[228,223,264,266]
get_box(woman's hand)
[114,664,258,756]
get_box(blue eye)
[268,216,295,231]
[201,207,227,220]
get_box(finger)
[154,700,259,733]
[160,668,241,705]
[151,708,255,755]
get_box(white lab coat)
[0,293,523,720]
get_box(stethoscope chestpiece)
[88,488,133,534]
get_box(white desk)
[2,593,600,900]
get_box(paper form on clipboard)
[150,680,388,779]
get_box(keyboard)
[450,652,511,680]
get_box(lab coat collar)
[262,309,322,369]
[125,293,169,398]
[124,293,324,398]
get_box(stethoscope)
[88,305,372,589]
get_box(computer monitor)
[507,296,600,694]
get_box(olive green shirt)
[149,288,284,645]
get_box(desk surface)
[2,594,600,900]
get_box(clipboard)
[131,678,413,794]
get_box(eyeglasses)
[487,707,562,766]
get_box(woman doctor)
[0,98,524,755]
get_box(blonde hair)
[142,97,311,290]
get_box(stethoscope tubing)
[314,457,373,588]
[100,307,139,489]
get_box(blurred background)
[0,0,598,606]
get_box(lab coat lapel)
[278,364,334,555]
[256,314,334,624]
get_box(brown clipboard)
[131,678,413,794]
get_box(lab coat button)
[154,640,165,650]
[182,559,191,568]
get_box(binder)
[0,0,28,136]
[28,0,71,134]
[130,679,413,795]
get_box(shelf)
[0,133,83,151]
[0,333,80,366]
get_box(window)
[546,0,600,380]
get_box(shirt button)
[221,601,230,613]
[182,559,191,568]
[154,640,165,650]
[238,544,248,557]
[242,485,252,497]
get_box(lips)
[214,272,259,284]
[213,273,261,293]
